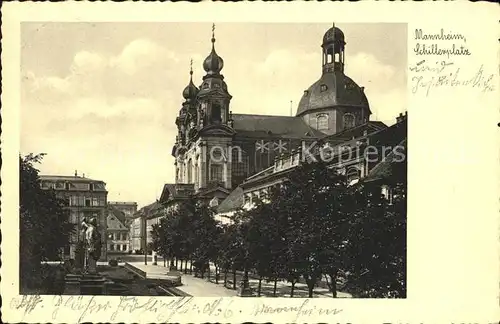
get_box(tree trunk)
[169,258,174,270]
[330,272,337,298]
[308,284,314,298]
[215,265,219,284]
[273,278,278,297]
[232,270,237,290]
[257,277,262,297]
[224,269,228,287]
[175,259,178,268]
[290,280,296,297]
[180,260,183,271]
[163,255,166,267]
[304,273,317,298]
[190,260,193,274]
[207,263,211,281]
[324,272,338,298]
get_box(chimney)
[396,112,405,123]
[83,173,85,178]
[74,170,78,177]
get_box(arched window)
[211,103,222,123]
[343,113,355,129]
[316,114,329,130]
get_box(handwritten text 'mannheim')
[414,29,471,58]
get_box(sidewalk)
[126,262,237,297]
[126,262,351,298]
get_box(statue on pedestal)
[81,217,102,274]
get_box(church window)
[211,147,224,163]
[210,164,223,182]
[211,103,222,123]
[316,114,329,130]
[343,113,355,129]
[214,83,220,88]
[202,83,209,89]
[320,84,328,92]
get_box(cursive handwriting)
[411,64,495,96]
[52,295,113,323]
[11,295,344,322]
[10,295,43,319]
[414,43,471,58]
[415,28,467,43]
[252,299,343,322]
[409,59,454,74]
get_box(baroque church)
[160,24,407,213]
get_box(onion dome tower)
[176,60,199,145]
[197,23,232,128]
[296,23,371,135]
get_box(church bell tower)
[197,24,232,129]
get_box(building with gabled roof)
[106,206,130,254]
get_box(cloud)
[22,38,182,102]
[346,52,401,92]
[110,39,178,75]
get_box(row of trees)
[20,154,74,291]
[152,160,406,298]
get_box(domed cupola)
[202,24,224,76]
[182,60,199,102]
[296,23,371,135]
[196,23,232,128]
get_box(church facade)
[160,24,407,214]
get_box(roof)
[108,201,138,206]
[296,70,370,116]
[320,120,387,143]
[365,138,407,182]
[108,206,127,225]
[232,114,324,139]
[217,186,244,214]
[160,183,195,204]
[39,175,104,183]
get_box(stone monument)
[84,217,102,274]
[80,217,107,294]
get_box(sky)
[20,22,407,208]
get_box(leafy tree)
[344,181,406,298]
[19,154,74,290]
[278,161,350,297]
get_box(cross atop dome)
[203,23,224,76]
[212,23,216,44]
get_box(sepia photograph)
[3,1,499,323]
[19,22,408,299]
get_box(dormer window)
[320,84,328,92]
[343,113,355,129]
[303,90,309,96]
[213,83,220,88]
[202,83,209,89]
